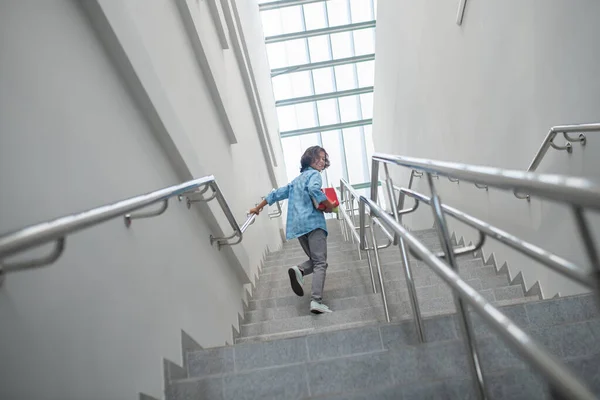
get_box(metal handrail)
[359,195,597,400]
[514,123,600,200]
[371,153,600,211]
[264,190,283,219]
[0,176,261,278]
[339,179,393,249]
[338,179,396,308]
[370,152,600,399]
[399,187,595,289]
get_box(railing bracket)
[125,199,169,227]
[550,139,573,153]
[1,237,66,274]
[186,187,217,209]
[564,132,587,146]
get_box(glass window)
[277,105,298,132]
[360,92,374,119]
[356,60,375,87]
[289,71,312,98]
[373,0,378,18]
[267,42,287,69]
[326,1,350,26]
[307,36,331,63]
[335,64,357,91]
[280,6,304,34]
[322,131,345,186]
[364,124,375,168]
[317,99,339,126]
[338,95,360,122]
[271,74,292,101]
[330,32,353,59]
[343,127,367,184]
[285,39,309,66]
[312,67,335,94]
[294,103,317,130]
[303,2,327,30]
[350,0,372,23]
[353,28,375,56]
[261,0,377,191]
[281,136,303,182]
[260,10,283,37]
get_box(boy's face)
[311,151,327,171]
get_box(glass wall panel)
[353,28,375,56]
[285,39,309,66]
[360,93,374,119]
[338,95,360,122]
[349,0,372,23]
[312,67,335,94]
[303,2,327,30]
[343,127,367,184]
[280,6,304,34]
[334,64,356,91]
[289,71,312,97]
[321,131,345,187]
[281,136,303,182]
[307,36,331,63]
[330,32,353,59]
[326,1,350,26]
[356,60,375,87]
[261,0,378,195]
[317,99,339,126]
[260,9,283,37]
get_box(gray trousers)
[297,228,328,302]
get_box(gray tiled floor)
[167,222,600,400]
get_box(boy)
[250,146,336,314]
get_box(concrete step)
[168,294,600,400]
[244,282,531,338]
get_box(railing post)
[383,164,400,246]
[370,158,380,203]
[383,166,426,342]
[425,173,488,400]
[396,170,415,224]
[363,229,378,294]
[369,217,391,322]
[572,207,600,306]
[398,235,425,343]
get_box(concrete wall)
[0,0,284,399]
[373,0,600,298]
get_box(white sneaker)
[310,300,333,314]
[288,266,304,297]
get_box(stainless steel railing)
[514,123,600,200]
[0,176,271,282]
[390,123,600,201]
[399,187,594,290]
[366,152,600,400]
[359,195,596,400]
[339,179,419,326]
[338,180,395,321]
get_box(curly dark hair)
[300,146,330,172]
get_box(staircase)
[165,220,600,399]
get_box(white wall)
[0,0,284,399]
[373,0,600,298]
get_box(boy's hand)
[250,199,268,215]
[249,206,263,215]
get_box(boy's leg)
[297,234,314,275]
[306,229,328,303]
[288,234,312,297]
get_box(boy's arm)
[307,172,336,211]
[250,185,290,215]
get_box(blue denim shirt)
[266,167,328,240]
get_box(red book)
[312,187,340,211]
